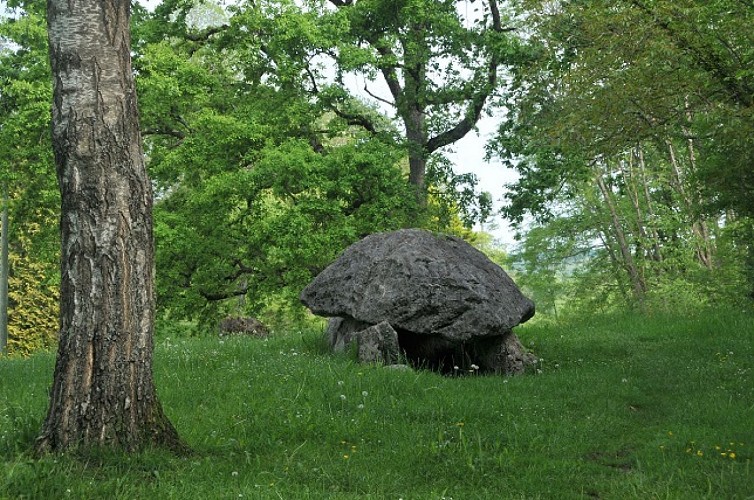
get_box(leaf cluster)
[132,5,420,324]
[490,0,754,310]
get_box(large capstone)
[300,229,536,374]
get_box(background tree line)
[1,0,752,354]
[491,0,754,316]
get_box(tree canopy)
[490,0,754,309]
[1,0,752,355]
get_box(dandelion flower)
[696,450,703,457]
[730,452,736,459]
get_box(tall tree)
[36,0,183,452]
[491,0,752,310]
[246,0,525,200]
[129,3,420,324]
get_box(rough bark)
[37,0,184,453]
[404,109,427,198]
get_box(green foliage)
[132,8,421,323]
[2,310,753,497]
[1,7,60,356]
[3,1,517,345]
[254,0,524,205]
[492,0,754,309]
[426,153,493,229]
[131,4,433,326]
[153,134,419,324]
[5,215,59,356]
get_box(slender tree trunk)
[36,0,184,453]
[635,148,663,262]
[595,170,646,306]
[0,188,8,354]
[666,139,714,269]
[596,230,632,304]
[619,151,651,262]
[682,104,715,268]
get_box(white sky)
[443,118,518,247]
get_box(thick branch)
[142,127,186,140]
[185,24,228,43]
[200,286,249,302]
[375,45,404,102]
[304,66,380,134]
[426,0,503,153]
[197,260,255,302]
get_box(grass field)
[1,310,752,499]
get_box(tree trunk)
[595,170,646,306]
[619,151,650,262]
[635,148,663,262]
[404,108,427,200]
[666,139,714,269]
[36,0,184,453]
[400,20,429,201]
[682,104,715,269]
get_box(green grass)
[1,311,753,499]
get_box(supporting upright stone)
[356,321,400,365]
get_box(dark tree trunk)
[36,0,184,453]
[404,107,428,201]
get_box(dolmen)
[300,229,536,375]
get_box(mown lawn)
[1,310,752,499]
